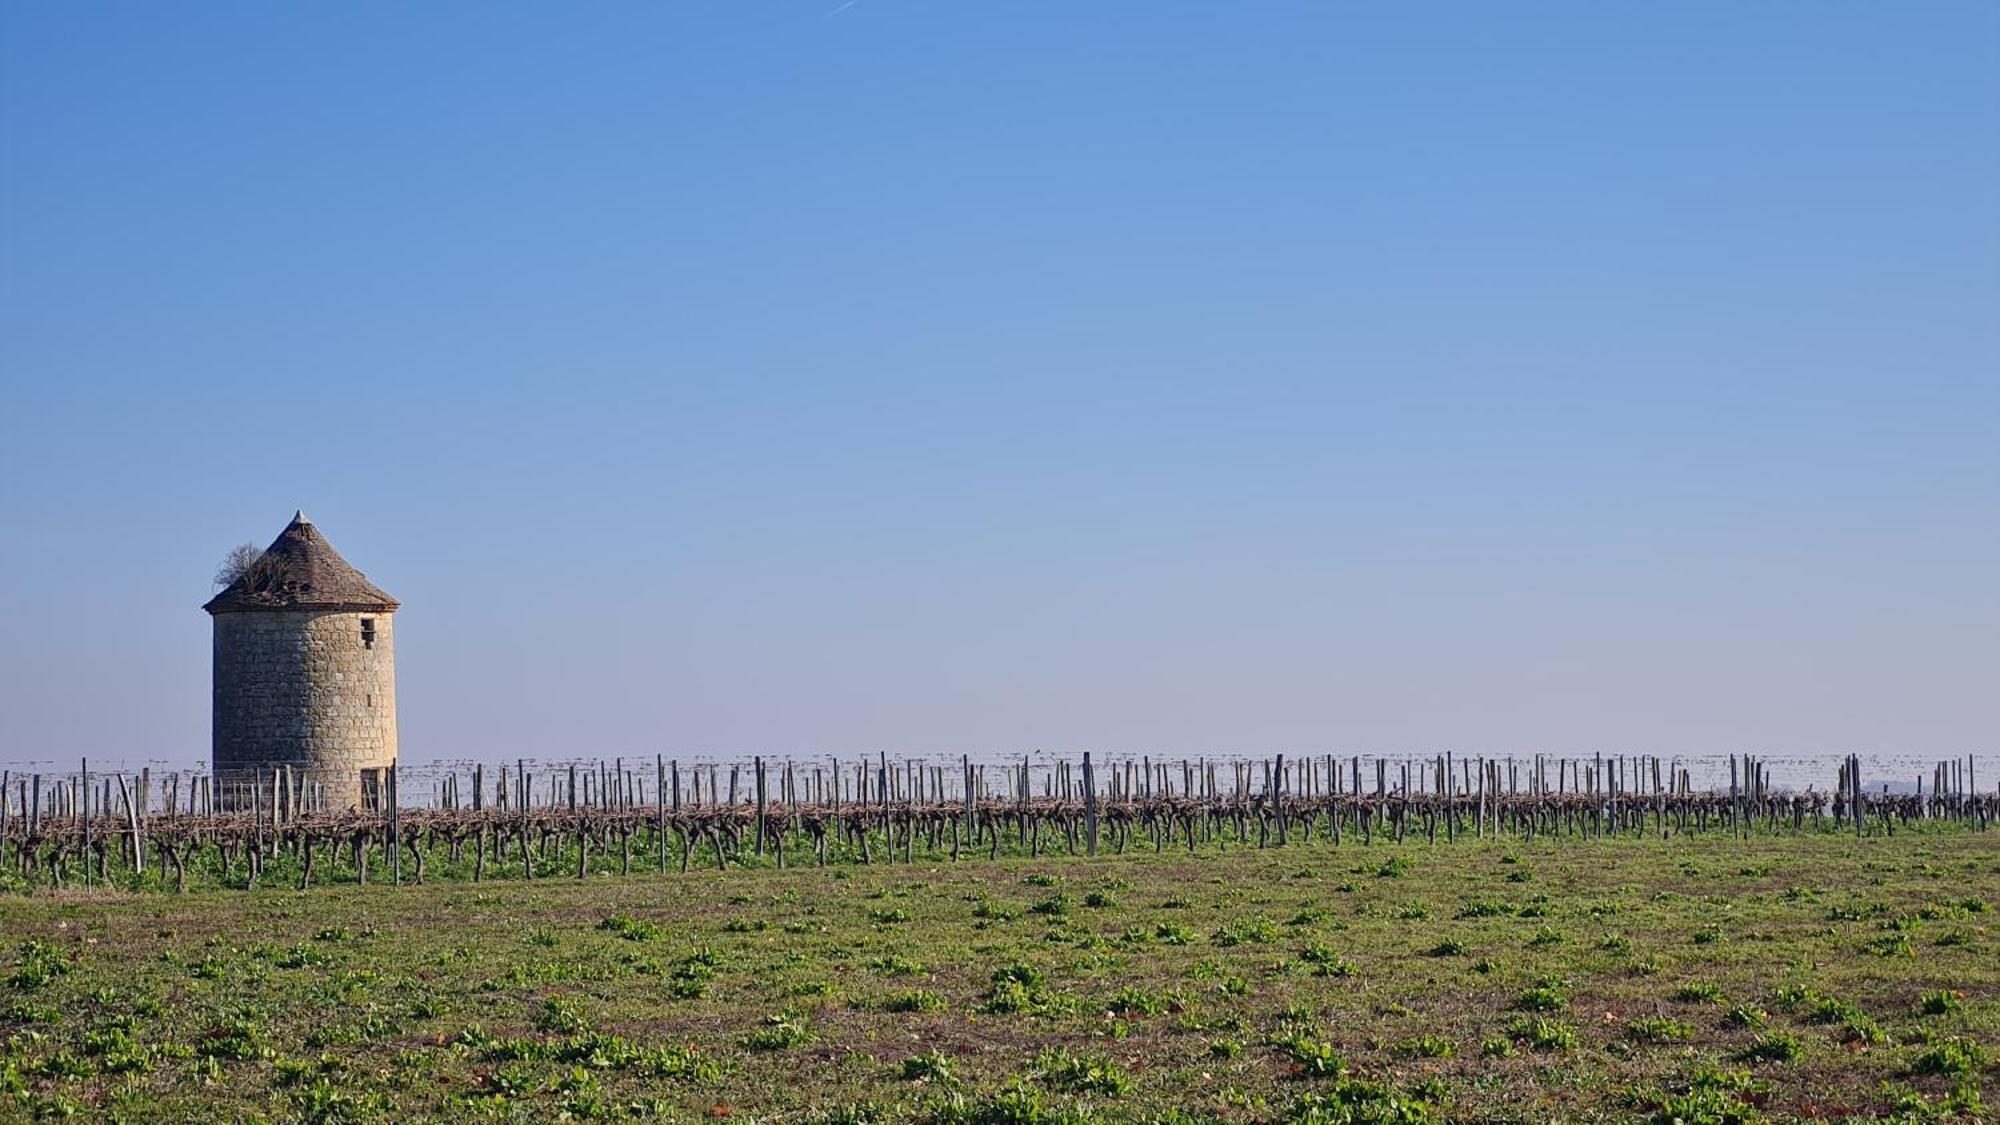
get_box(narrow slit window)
[360,618,376,649]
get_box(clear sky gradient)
[3,3,1996,769]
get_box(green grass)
[0,831,1995,1121]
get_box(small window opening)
[360,618,376,649]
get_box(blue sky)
[2,3,1996,769]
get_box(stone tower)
[204,512,399,812]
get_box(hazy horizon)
[3,4,1996,770]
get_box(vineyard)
[0,753,1991,894]
[4,756,1994,1119]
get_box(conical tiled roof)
[203,512,399,614]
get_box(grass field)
[1,830,1994,1123]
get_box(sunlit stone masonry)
[205,512,399,812]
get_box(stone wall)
[212,609,397,811]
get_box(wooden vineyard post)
[519,759,531,880]
[118,774,143,876]
[1652,756,1663,837]
[1602,756,1614,836]
[1972,756,1982,831]
[902,759,916,863]
[1327,756,1341,847]
[754,756,766,856]
[387,759,401,885]
[80,758,90,888]
[1839,760,1849,830]
[1018,755,1030,847]
[962,754,974,853]
[1598,757,1607,837]
[1274,754,1287,845]
[1730,755,1741,836]
[472,764,487,884]
[249,768,264,886]
[673,759,687,872]
[1442,752,1453,844]
[1475,756,1486,841]
[1848,752,1864,832]
[1083,752,1099,856]
[1396,761,1409,844]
